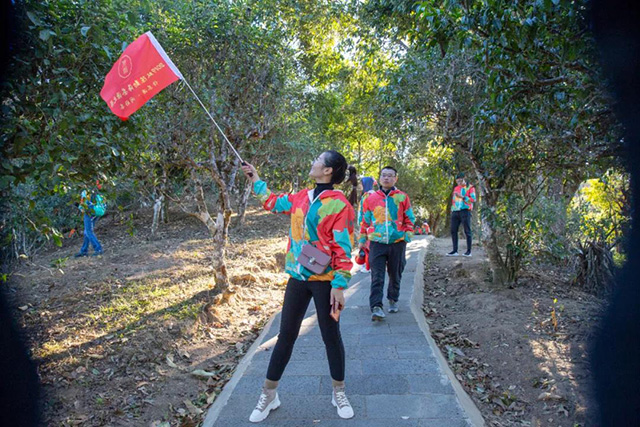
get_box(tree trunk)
[293,173,299,193]
[187,167,235,324]
[429,211,441,236]
[151,169,168,236]
[548,174,581,238]
[226,156,241,196]
[210,201,232,295]
[481,213,509,286]
[192,177,218,236]
[151,193,164,236]
[236,179,253,228]
[443,182,454,238]
[468,156,510,286]
[161,197,168,223]
[161,168,168,224]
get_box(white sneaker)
[371,306,386,321]
[388,300,399,313]
[360,266,370,273]
[332,386,354,419]
[249,387,280,422]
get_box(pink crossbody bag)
[298,244,331,274]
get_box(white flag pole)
[146,32,248,168]
[180,78,246,165]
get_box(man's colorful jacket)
[451,185,476,211]
[254,180,355,289]
[358,188,415,245]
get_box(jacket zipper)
[384,193,389,243]
[298,190,324,275]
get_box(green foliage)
[0,0,626,289]
[1,181,78,263]
[50,256,69,269]
[392,143,455,233]
[125,213,136,237]
[1,0,153,266]
[568,171,630,245]
[2,0,150,191]
[361,0,622,283]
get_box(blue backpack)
[93,194,107,217]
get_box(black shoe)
[74,252,88,258]
[446,251,458,256]
[463,251,472,257]
[92,251,104,257]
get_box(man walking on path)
[447,172,476,257]
[359,166,415,321]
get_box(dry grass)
[9,205,293,426]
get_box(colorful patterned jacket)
[78,190,95,215]
[254,180,355,289]
[358,188,415,245]
[357,190,376,226]
[451,185,476,211]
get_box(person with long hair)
[346,165,358,207]
[356,176,377,273]
[241,150,356,422]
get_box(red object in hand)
[100,32,183,120]
[355,248,367,265]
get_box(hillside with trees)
[0,1,628,426]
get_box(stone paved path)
[204,236,484,426]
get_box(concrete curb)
[202,313,278,427]
[410,236,485,427]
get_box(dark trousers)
[369,241,407,310]
[451,209,472,253]
[267,277,345,382]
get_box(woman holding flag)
[241,151,356,422]
[101,37,356,420]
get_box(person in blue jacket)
[74,187,104,257]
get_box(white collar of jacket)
[306,188,344,202]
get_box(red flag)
[100,32,183,120]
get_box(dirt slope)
[422,237,604,427]
[8,206,290,427]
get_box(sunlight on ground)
[16,206,298,426]
[34,233,288,363]
[530,338,575,383]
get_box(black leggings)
[266,277,345,382]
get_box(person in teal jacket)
[74,188,103,257]
[358,166,415,320]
